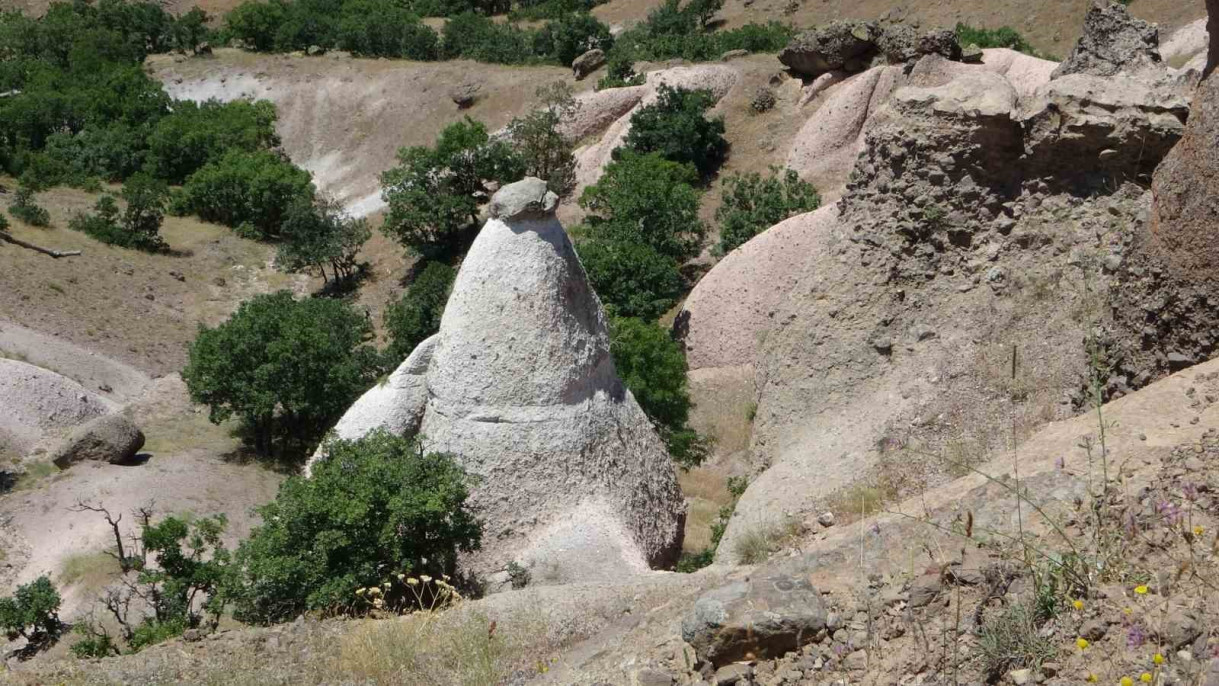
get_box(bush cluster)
[954,23,1049,59]
[222,0,612,65]
[0,0,321,249]
[716,167,819,254]
[228,430,481,624]
[8,185,51,227]
[605,0,792,66]
[275,196,370,284]
[0,576,62,645]
[68,176,170,252]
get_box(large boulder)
[317,178,687,584]
[50,413,145,468]
[572,48,606,80]
[681,575,827,666]
[780,21,880,78]
[1052,0,1163,79]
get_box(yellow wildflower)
[1086,674,1099,683]
[1121,677,1133,686]
[1194,525,1205,536]
[397,573,405,581]
[406,577,419,586]
[421,575,433,583]
[1073,599,1085,611]
[1153,653,1164,665]
[1140,673,1152,683]
[355,587,367,596]
[1134,585,1149,595]
[1124,607,1133,615]
[1077,638,1091,650]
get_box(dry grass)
[732,517,802,564]
[678,467,734,552]
[58,551,124,595]
[14,460,59,491]
[332,607,547,685]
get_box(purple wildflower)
[1126,623,1146,649]
[1183,482,1199,502]
[1157,500,1183,526]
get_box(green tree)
[597,51,644,89]
[609,317,707,467]
[338,0,438,59]
[622,84,726,179]
[686,0,723,30]
[384,261,456,365]
[145,99,279,184]
[224,0,288,51]
[0,576,62,645]
[381,117,523,258]
[577,238,682,321]
[715,167,819,254]
[579,149,704,262]
[176,149,315,238]
[227,430,482,625]
[531,12,612,65]
[276,196,371,283]
[119,172,168,250]
[129,514,231,648]
[506,82,578,196]
[182,291,381,457]
[171,8,210,54]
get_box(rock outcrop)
[572,48,606,80]
[1108,10,1219,387]
[50,413,145,468]
[1052,0,1163,79]
[780,21,963,79]
[682,575,827,667]
[316,178,686,584]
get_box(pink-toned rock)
[679,203,841,372]
[785,68,892,201]
[977,48,1058,100]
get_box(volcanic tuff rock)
[50,413,145,468]
[780,21,964,80]
[1052,0,1163,79]
[0,358,116,458]
[316,177,686,583]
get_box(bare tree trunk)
[0,232,81,258]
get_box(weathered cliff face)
[691,1,1195,561]
[315,178,686,586]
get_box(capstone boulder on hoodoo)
[311,178,686,588]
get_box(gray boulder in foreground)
[315,177,687,585]
[51,413,145,468]
[682,575,827,666]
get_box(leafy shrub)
[531,12,612,65]
[68,195,124,244]
[9,185,51,227]
[182,291,382,457]
[276,196,371,283]
[338,0,438,59]
[596,52,645,89]
[608,0,790,63]
[609,316,708,467]
[0,576,62,644]
[71,504,233,654]
[955,23,1043,57]
[506,82,578,196]
[145,99,280,185]
[622,84,727,180]
[716,167,819,254]
[579,149,704,262]
[176,149,315,239]
[384,261,456,365]
[381,117,524,258]
[118,173,169,248]
[227,430,481,625]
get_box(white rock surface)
[0,359,117,459]
[318,178,686,582]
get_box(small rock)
[213,276,226,287]
[843,649,868,672]
[721,49,750,61]
[183,628,202,642]
[1079,619,1107,642]
[449,82,481,109]
[634,668,675,686]
[1009,668,1032,685]
[713,663,753,686]
[817,512,836,527]
[1163,609,1202,649]
[51,414,146,468]
[169,270,185,282]
[572,48,607,80]
[683,576,828,666]
[960,43,983,63]
[908,573,942,608]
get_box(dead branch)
[0,232,81,258]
